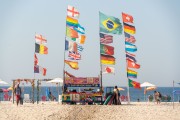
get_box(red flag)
[39,66,47,76]
[34,54,38,65]
[127,58,140,69]
[122,13,134,23]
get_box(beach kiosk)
[62,76,103,104]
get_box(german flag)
[101,54,115,65]
[123,22,136,34]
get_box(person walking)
[113,86,121,105]
[14,84,22,106]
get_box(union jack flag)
[68,51,81,60]
[124,32,136,44]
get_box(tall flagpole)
[173,80,174,109]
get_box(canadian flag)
[102,66,115,74]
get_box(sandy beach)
[0,102,179,120]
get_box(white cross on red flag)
[67,5,80,18]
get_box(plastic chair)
[4,93,9,101]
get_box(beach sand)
[0,102,179,120]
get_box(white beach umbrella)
[0,79,8,85]
[47,78,63,85]
[140,82,155,87]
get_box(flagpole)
[173,80,174,109]
[32,32,36,104]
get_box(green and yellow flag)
[99,12,122,35]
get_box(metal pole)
[173,80,174,109]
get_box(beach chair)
[41,96,46,101]
[24,94,31,103]
[4,93,9,101]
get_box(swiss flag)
[127,58,140,69]
[122,13,134,23]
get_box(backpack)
[158,92,162,98]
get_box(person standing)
[14,84,22,106]
[113,86,121,105]
[154,91,160,104]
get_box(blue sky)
[0,0,180,87]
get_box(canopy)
[140,82,155,87]
[47,78,63,85]
[0,79,8,85]
[118,87,125,91]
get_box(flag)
[74,24,85,34]
[126,52,137,63]
[122,13,134,23]
[35,34,47,45]
[77,44,84,52]
[127,69,137,78]
[125,42,137,52]
[123,22,136,34]
[67,5,80,18]
[34,54,38,65]
[129,79,141,89]
[68,51,81,60]
[101,54,115,65]
[124,32,136,44]
[99,12,122,34]
[100,44,114,55]
[66,16,78,28]
[102,65,115,74]
[35,43,48,54]
[65,40,77,52]
[126,51,136,57]
[34,65,39,73]
[39,66,47,76]
[70,34,86,44]
[34,65,47,76]
[127,58,140,69]
[100,33,113,44]
[65,60,79,70]
[66,26,78,38]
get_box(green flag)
[99,12,122,35]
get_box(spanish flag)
[35,43,48,54]
[65,60,79,70]
[123,22,136,34]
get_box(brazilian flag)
[99,12,122,35]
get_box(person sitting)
[85,96,93,105]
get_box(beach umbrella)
[47,78,63,85]
[0,79,8,85]
[118,87,125,91]
[146,86,157,91]
[140,82,155,87]
[7,86,13,91]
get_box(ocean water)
[0,86,179,102]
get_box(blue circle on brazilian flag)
[106,20,114,29]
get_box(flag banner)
[34,65,39,73]
[122,13,134,23]
[34,54,38,65]
[68,34,86,44]
[65,40,77,52]
[34,65,47,76]
[126,52,137,63]
[66,26,78,38]
[100,33,113,44]
[126,51,136,57]
[35,43,48,54]
[65,77,100,87]
[123,22,136,34]
[65,60,79,70]
[77,44,84,52]
[127,69,137,78]
[35,34,47,45]
[66,16,78,28]
[100,44,114,55]
[127,58,140,69]
[67,5,80,18]
[129,79,141,89]
[68,51,81,60]
[124,32,136,44]
[102,65,115,74]
[125,42,137,52]
[74,24,85,34]
[99,12,122,34]
[101,54,115,65]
